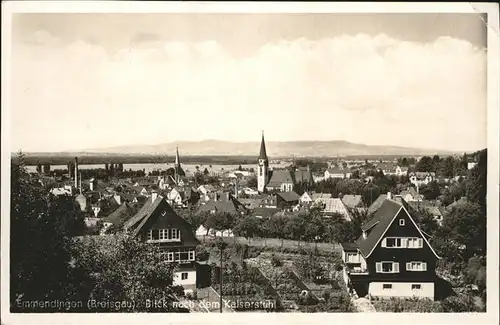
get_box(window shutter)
[418,238,423,248]
[422,262,427,271]
[393,262,399,273]
[381,238,386,248]
[406,262,411,271]
[376,262,382,273]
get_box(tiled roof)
[326,167,343,174]
[316,198,350,218]
[238,198,262,210]
[342,194,363,208]
[356,199,403,257]
[267,170,294,187]
[277,191,300,202]
[311,193,332,200]
[103,202,137,230]
[124,196,163,231]
[259,133,268,161]
[366,194,387,216]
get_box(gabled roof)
[311,193,332,200]
[342,194,363,208]
[326,167,344,174]
[356,199,440,259]
[252,207,281,218]
[366,194,387,216]
[316,198,350,218]
[267,170,294,187]
[124,196,163,231]
[277,191,300,202]
[104,202,137,230]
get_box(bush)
[271,254,283,267]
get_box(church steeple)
[257,131,269,193]
[259,131,268,163]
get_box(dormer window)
[399,219,405,226]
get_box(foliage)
[419,181,441,200]
[466,149,487,214]
[441,293,482,312]
[246,175,258,188]
[204,211,235,231]
[373,297,442,312]
[271,254,283,267]
[233,215,262,239]
[71,234,181,312]
[11,153,86,311]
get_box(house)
[366,194,388,216]
[103,202,138,232]
[195,225,234,238]
[238,198,263,210]
[314,198,351,220]
[242,187,259,196]
[467,162,477,170]
[276,191,300,210]
[341,198,441,300]
[342,194,363,209]
[299,192,314,205]
[395,166,409,176]
[196,194,247,217]
[324,167,346,180]
[167,188,186,207]
[399,187,423,202]
[409,172,436,186]
[407,201,444,226]
[124,193,199,294]
[258,195,278,208]
[50,185,73,196]
[266,170,295,192]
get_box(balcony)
[346,265,369,275]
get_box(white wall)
[173,270,197,287]
[369,282,434,300]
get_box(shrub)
[271,254,283,267]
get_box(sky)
[10,13,487,152]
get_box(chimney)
[74,157,79,189]
[151,190,158,203]
[387,192,392,200]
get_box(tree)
[72,234,182,312]
[203,168,209,176]
[466,149,487,214]
[362,184,381,207]
[204,212,235,232]
[247,175,258,188]
[415,156,433,172]
[401,157,408,167]
[11,154,86,311]
[233,215,261,239]
[43,163,51,175]
[419,181,441,201]
[237,165,243,171]
[36,162,42,174]
[440,202,486,260]
[441,156,455,177]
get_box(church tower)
[257,131,269,193]
[174,146,181,185]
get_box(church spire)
[259,130,268,161]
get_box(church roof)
[259,132,268,161]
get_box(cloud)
[12,31,486,152]
[24,29,60,46]
[130,32,162,45]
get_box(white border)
[1,2,499,325]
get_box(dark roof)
[341,242,359,251]
[197,199,246,216]
[293,169,313,184]
[366,194,387,216]
[124,196,163,231]
[277,191,300,202]
[259,132,268,161]
[357,199,403,257]
[267,170,294,187]
[128,197,200,246]
[103,202,137,229]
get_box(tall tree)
[466,149,487,214]
[11,154,85,311]
[415,156,433,172]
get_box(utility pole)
[217,238,227,313]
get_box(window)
[171,228,180,240]
[167,252,174,262]
[407,238,423,249]
[181,272,188,280]
[411,284,421,290]
[147,230,153,241]
[399,219,405,226]
[385,237,403,248]
[376,262,399,273]
[383,284,392,290]
[346,253,359,263]
[406,262,427,271]
[159,229,167,240]
[188,250,195,261]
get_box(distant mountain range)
[63,140,457,157]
